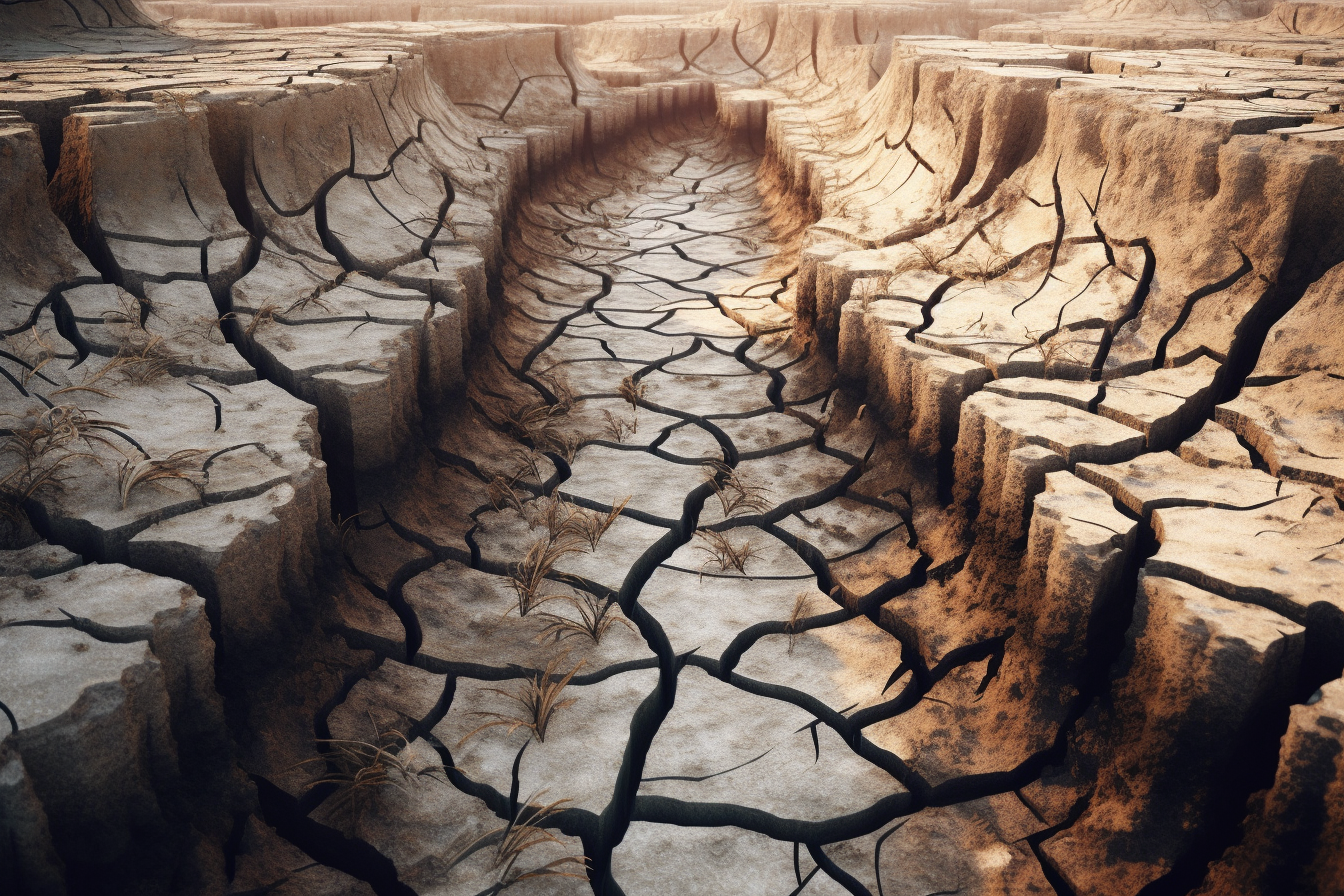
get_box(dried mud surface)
[1,1,1343,895]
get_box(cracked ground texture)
[329,118,1005,896]
[4,1,1344,895]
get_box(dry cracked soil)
[2,1,1344,895]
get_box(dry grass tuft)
[702,460,771,517]
[508,537,575,617]
[566,496,628,552]
[458,653,584,745]
[535,592,634,646]
[694,528,761,577]
[59,334,184,397]
[507,447,547,485]
[9,327,62,386]
[507,401,575,459]
[242,303,280,337]
[785,594,812,656]
[108,333,184,384]
[601,409,637,443]
[237,271,358,338]
[444,790,589,890]
[1010,327,1095,378]
[0,405,127,531]
[116,448,207,509]
[155,89,200,115]
[617,374,645,410]
[488,474,528,514]
[507,494,628,617]
[291,719,446,820]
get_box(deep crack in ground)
[322,118,998,896]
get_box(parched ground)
[2,1,1344,895]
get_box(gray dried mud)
[334,119,951,896]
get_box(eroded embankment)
[0,15,720,894]
[615,11,1344,896]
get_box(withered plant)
[284,285,339,317]
[851,274,895,309]
[86,333,184,387]
[0,405,126,525]
[443,790,589,891]
[1013,327,1095,378]
[100,288,146,326]
[120,333,182,383]
[694,528,761,578]
[534,592,634,646]
[116,448,207,509]
[458,653,584,745]
[617,374,645,411]
[155,89,200,116]
[488,474,528,514]
[243,303,281,337]
[960,249,1013,283]
[507,447,546,485]
[24,405,124,454]
[337,510,371,554]
[831,195,861,222]
[702,460,771,517]
[601,408,637,443]
[803,118,831,151]
[509,539,572,617]
[567,496,628,552]
[0,432,90,530]
[785,594,812,656]
[910,239,948,275]
[507,491,629,618]
[291,719,446,821]
[9,327,60,386]
[507,401,574,458]
[239,271,355,338]
[531,495,581,544]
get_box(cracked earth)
[334,121,965,895]
[3,1,1344,895]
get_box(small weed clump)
[702,460,771,517]
[116,448,208,509]
[785,594,812,656]
[565,497,628,552]
[1005,327,1095,379]
[507,496,629,619]
[0,406,124,536]
[601,409,637,443]
[489,474,529,514]
[444,790,589,891]
[103,333,184,385]
[617,374,645,410]
[292,721,446,820]
[507,401,576,460]
[535,592,634,646]
[459,653,584,745]
[9,327,62,386]
[694,528,761,577]
[509,537,579,617]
